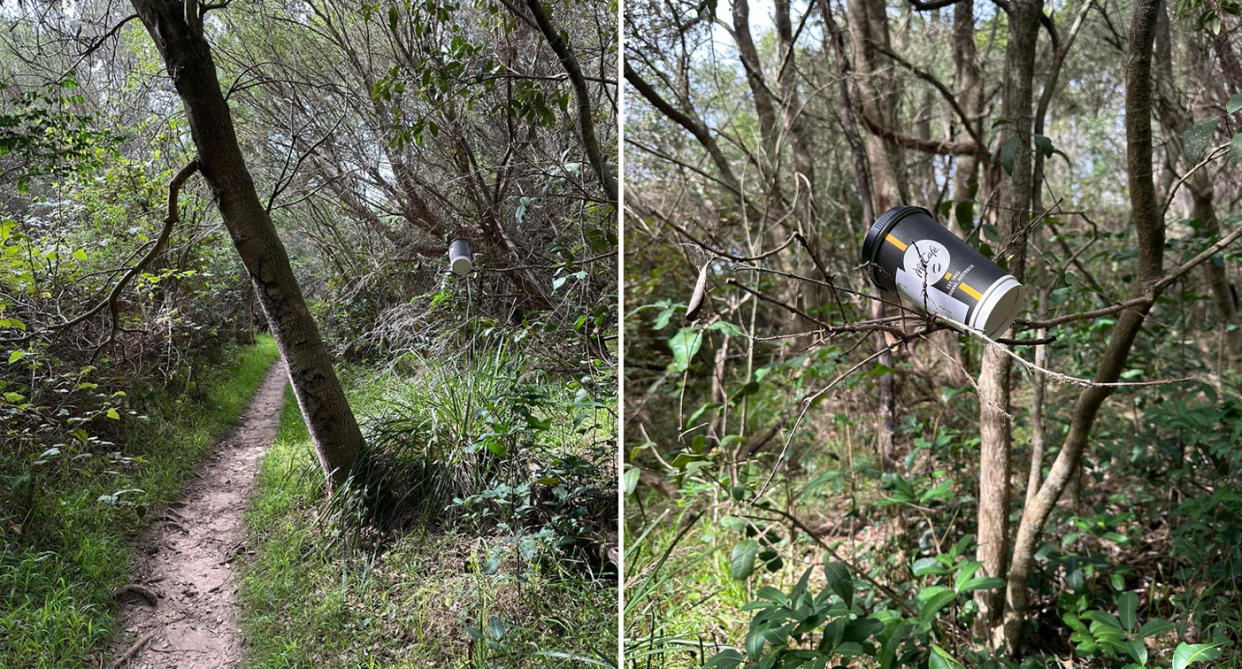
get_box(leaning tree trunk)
[974,0,1040,642]
[1000,0,1165,648]
[130,0,364,489]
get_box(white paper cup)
[448,238,473,276]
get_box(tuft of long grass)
[0,335,280,668]
[241,348,617,667]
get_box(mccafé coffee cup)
[861,206,1022,338]
[448,238,474,276]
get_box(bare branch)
[872,43,986,149]
[44,160,200,344]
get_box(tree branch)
[1017,220,1242,330]
[49,160,200,344]
[60,13,139,82]
[517,0,616,199]
[860,111,987,157]
[872,43,986,149]
[624,63,744,199]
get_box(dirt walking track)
[110,364,288,668]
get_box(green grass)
[241,363,617,668]
[0,334,280,668]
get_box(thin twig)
[1018,219,1242,329]
[752,330,926,498]
[1161,142,1230,218]
[726,278,909,339]
[110,630,157,669]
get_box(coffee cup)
[448,238,473,276]
[861,206,1022,338]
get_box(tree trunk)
[775,0,815,222]
[911,0,984,388]
[130,0,364,489]
[974,0,1040,643]
[1001,0,1165,648]
[846,0,905,212]
[520,0,617,199]
[951,0,984,232]
[732,0,783,176]
[817,0,873,224]
[1151,7,1241,364]
[239,269,256,346]
[846,0,905,467]
[1025,0,1092,511]
[774,0,823,315]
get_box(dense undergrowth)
[625,334,1242,668]
[0,334,279,667]
[242,342,617,668]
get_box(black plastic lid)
[860,205,930,288]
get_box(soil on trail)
[111,364,288,668]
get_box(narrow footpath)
[110,364,288,668]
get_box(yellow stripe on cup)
[960,282,982,300]
[884,234,907,251]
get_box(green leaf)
[1137,617,1174,640]
[1172,643,1221,669]
[516,196,532,224]
[1228,92,1242,115]
[1033,133,1054,158]
[1231,132,1242,164]
[1083,610,1123,631]
[1184,116,1222,162]
[551,270,585,291]
[652,305,676,330]
[919,479,952,503]
[1117,591,1138,632]
[622,467,640,495]
[4,391,24,403]
[1062,612,1089,635]
[481,547,502,575]
[744,623,766,659]
[957,576,1005,593]
[669,451,707,469]
[730,539,759,580]
[929,644,966,669]
[824,561,853,608]
[668,327,703,373]
[912,557,946,576]
[705,650,743,669]
[917,586,957,624]
[998,135,1019,175]
[706,321,745,338]
[7,349,25,363]
[486,615,506,640]
[836,641,864,656]
[955,200,974,231]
